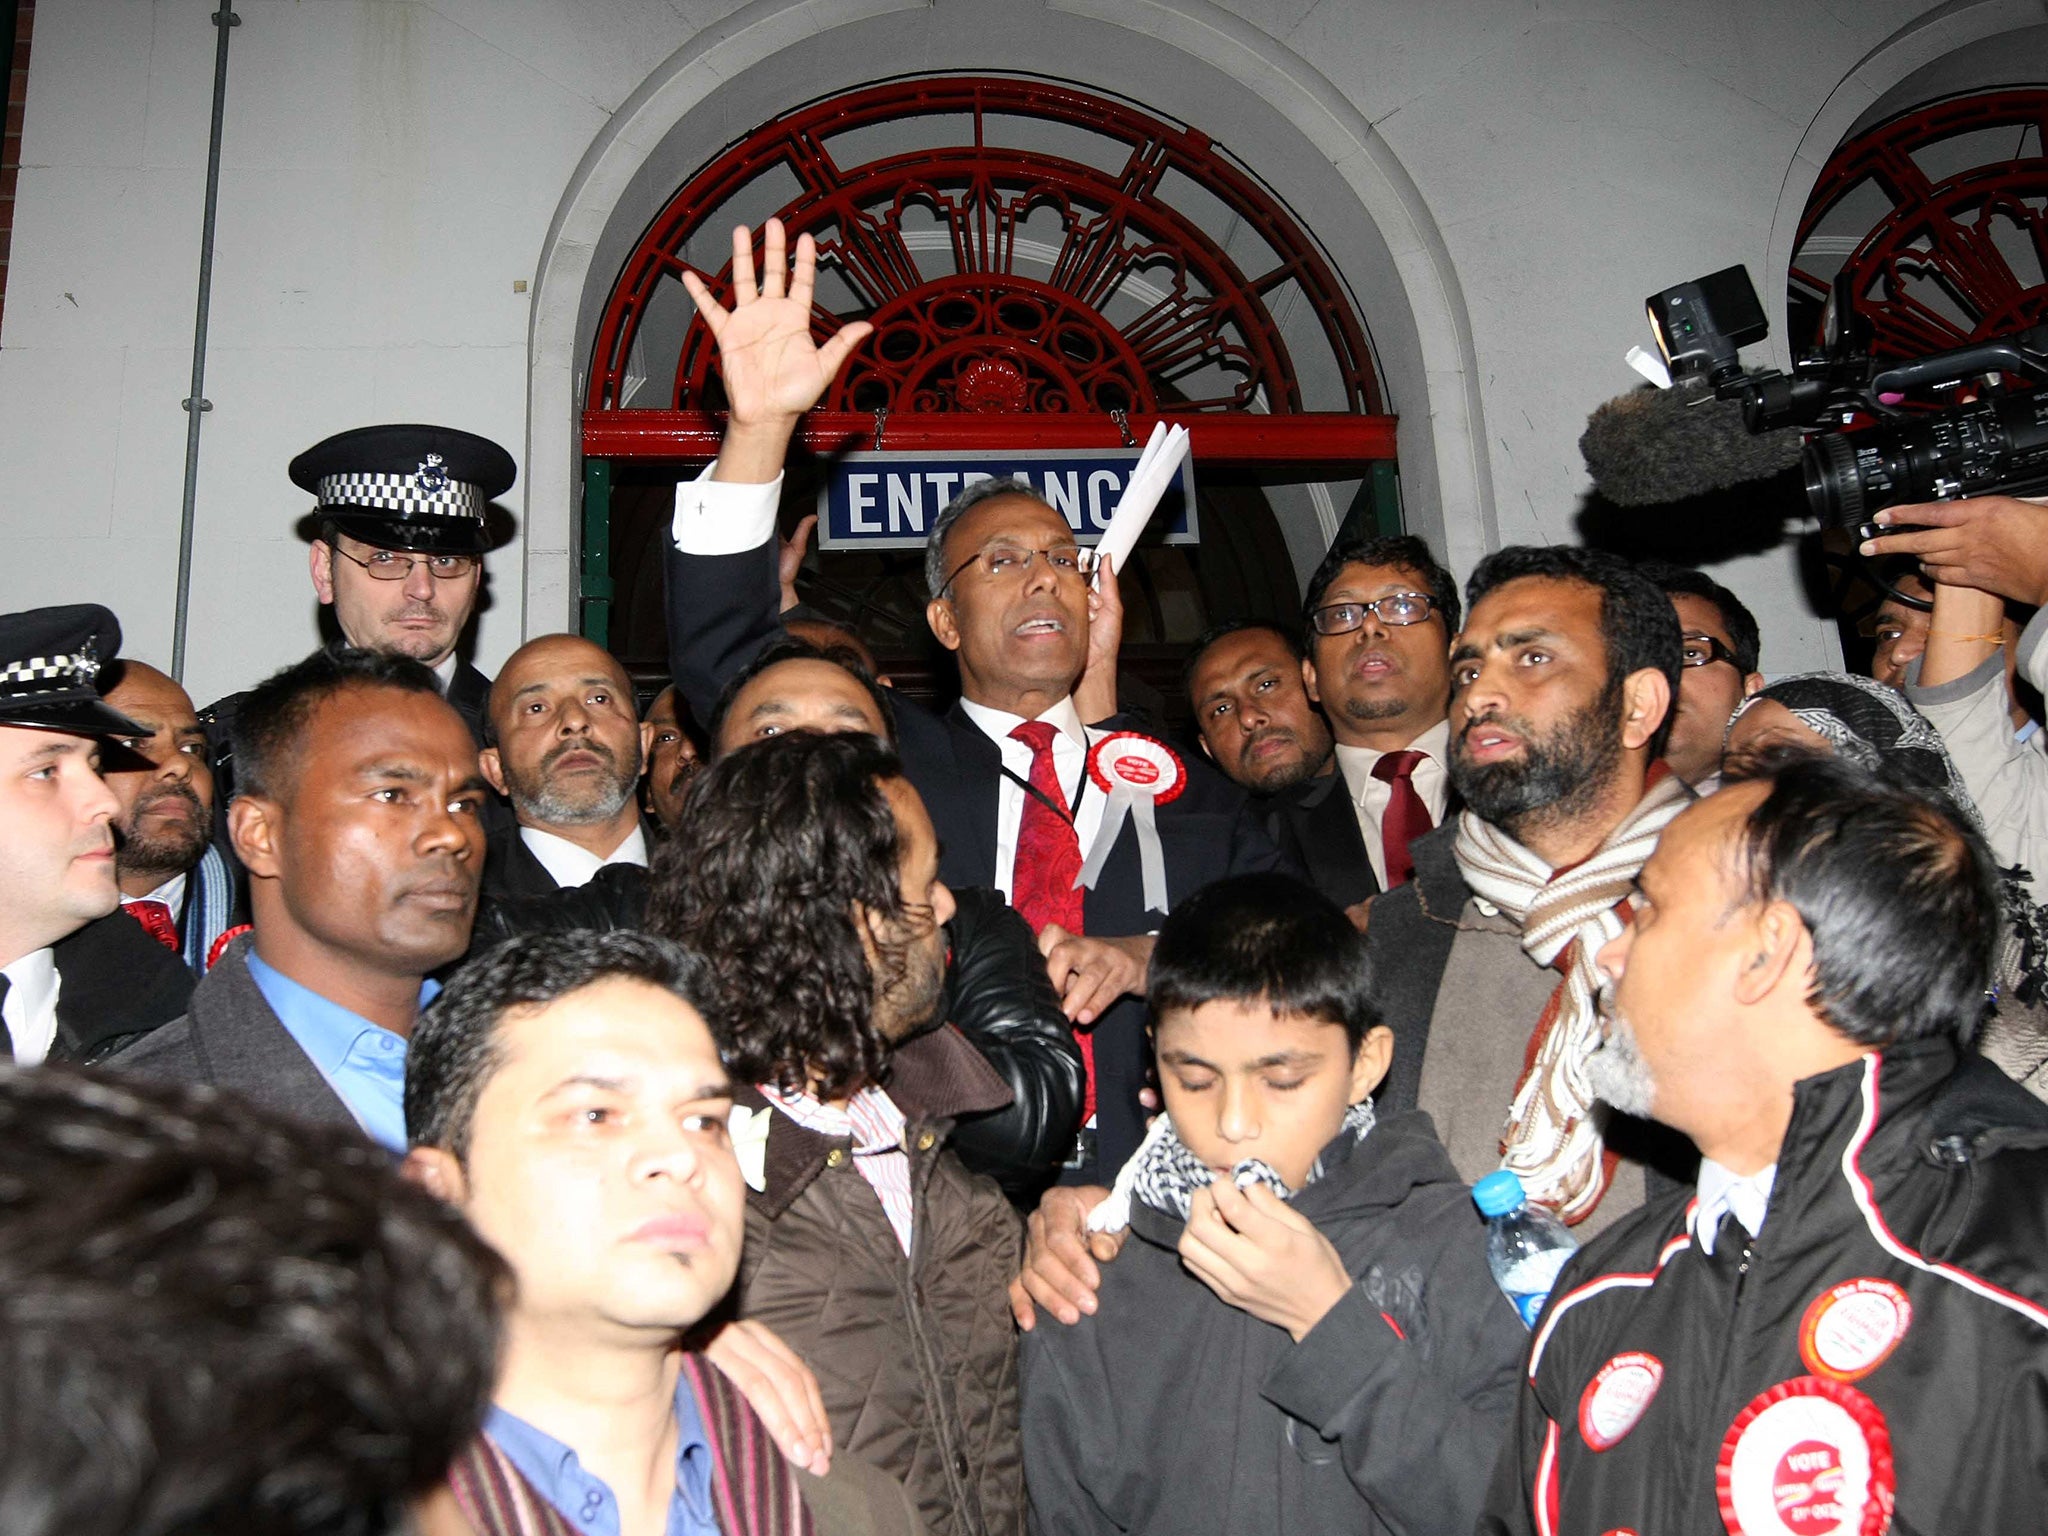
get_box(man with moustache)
[1482,752,2048,1536]
[643,684,705,835]
[0,606,193,1065]
[1290,535,1462,911]
[479,634,655,898]
[113,649,489,1150]
[664,219,1280,1185]
[1362,544,1694,1237]
[99,659,241,973]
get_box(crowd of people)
[4,216,2048,1536]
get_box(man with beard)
[642,684,705,835]
[1298,535,1461,909]
[478,634,654,898]
[113,648,489,1150]
[100,660,242,973]
[648,731,1025,1536]
[1361,544,1695,1238]
[1482,752,2048,1536]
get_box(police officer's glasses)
[1309,592,1440,636]
[941,541,1097,594]
[333,546,481,581]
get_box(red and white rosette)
[1077,732,1187,913]
[1578,1352,1663,1451]
[1797,1279,1912,1383]
[1716,1376,1895,1536]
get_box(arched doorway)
[580,73,1399,725]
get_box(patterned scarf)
[1086,1100,1378,1233]
[1453,768,1694,1224]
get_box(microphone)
[1579,376,1804,505]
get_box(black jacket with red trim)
[1478,1037,2048,1536]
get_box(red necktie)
[1370,750,1433,889]
[124,898,181,953]
[1007,721,1094,1121]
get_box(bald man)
[478,635,655,898]
[101,659,244,974]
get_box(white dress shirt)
[519,822,649,890]
[1692,1157,1777,1255]
[1,946,61,1064]
[957,696,1108,903]
[1332,718,1452,888]
[673,463,782,554]
[127,871,188,914]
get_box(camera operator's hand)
[1861,496,2048,609]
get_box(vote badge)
[1077,732,1187,914]
[1578,1352,1663,1451]
[1716,1377,1895,1536]
[1798,1279,1912,1383]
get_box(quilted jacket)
[727,1023,1024,1536]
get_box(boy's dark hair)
[1302,533,1461,637]
[1637,558,1762,675]
[0,1066,503,1536]
[232,647,442,800]
[707,635,897,750]
[407,929,716,1161]
[646,731,921,1099]
[1465,544,1683,759]
[1722,747,1998,1046]
[1147,872,1378,1051]
[1181,620,1306,702]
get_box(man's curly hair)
[646,730,921,1099]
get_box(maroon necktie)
[1370,750,1433,889]
[1008,721,1094,1121]
[124,898,181,953]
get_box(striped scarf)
[1452,769,1692,1224]
[446,1353,817,1536]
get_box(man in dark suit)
[201,424,515,792]
[0,605,194,1066]
[114,649,489,1150]
[478,633,655,899]
[664,218,1284,1184]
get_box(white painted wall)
[1,0,2034,701]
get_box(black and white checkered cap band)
[317,471,486,522]
[0,649,99,693]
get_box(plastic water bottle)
[1473,1170,1578,1329]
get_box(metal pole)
[171,2,237,682]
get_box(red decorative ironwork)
[585,74,1389,459]
[1793,90,2048,357]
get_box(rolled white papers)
[1092,420,1191,581]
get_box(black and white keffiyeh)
[1085,1100,1378,1233]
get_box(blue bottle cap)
[1472,1169,1528,1218]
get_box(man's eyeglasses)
[941,541,1097,594]
[332,545,480,582]
[1679,632,1741,670]
[1308,592,1440,636]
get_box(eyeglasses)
[1679,632,1741,670]
[332,545,480,581]
[940,541,1097,594]
[1308,592,1440,636]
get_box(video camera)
[1644,265,2048,532]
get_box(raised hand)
[682,218,874,432]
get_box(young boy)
[1020,872,1526,1536]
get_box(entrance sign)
[816,449,1197,552]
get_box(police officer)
[202,423,517,784]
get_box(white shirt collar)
[130,872,188,913]
[1692,1158,1777,1255]
[1332,717,1452,806]
[1,946,61,1064]
[431,653,459,694]
[518,822,649,889]
[958,694,1088,753]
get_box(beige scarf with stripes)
[1452,769,1692,1223]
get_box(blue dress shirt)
[244,950,435,1154]
[486,1370,719,1536]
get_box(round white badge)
[1798,1279,1912,1383]
[1716,1377,1895,1536]
[1578,1352,1664,1452]
[1086,731,1187,804]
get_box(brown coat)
[731,1024,1024,1536]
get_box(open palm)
[681,218,873,425]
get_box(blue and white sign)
[816,449,1197,551]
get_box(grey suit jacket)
[105,936,360,1134]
